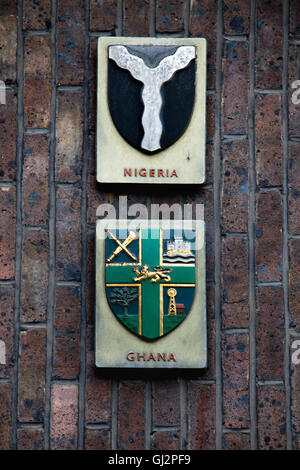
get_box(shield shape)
[105,227,196,341]
[107,44,196,154]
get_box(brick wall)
[0,0,299,450]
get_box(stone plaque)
[97,37,207,185]
[95,218,206,369]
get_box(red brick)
[0,383,12,449]
[0,186,16,279]
[21,230,48,323]
[222,42,249,135]
[256,0,283,89]
[0,1,17,83]
[85,327,112,423]
[221,140,249,233]
[293,435,300,450]
[84,428,110,450]
[223,432,251,450]
[118,382,145,450]
[151,431,180,450]
[255,94,282,187]
[56,187,81,281]
[23,135,49,226]
[291,336,300,433]
[0,285,14,379]
[56,91,83,183]
[223,0,250,35]
[87,231,95,324]
[53,285,81,380]
[50,384,78,450]
[90,0,117,31]
[256,191,282,282]
[206,93,215,140]
[221,237,249,329]
[24,35,51,128]
[89,37,97,132]
[156,0,185,33]
[222,333,249,429]
[289,45,300,136]
[289,239,300,328]
[23,0,51,30]
[0,88,17,182]
[188,383,215,450]
[152,380,180,427]
[18,329,46,423]
[202,284,215,380]
[17,428,44,450]
[56,0,85,85]
[289,0,300,38]
[123,0,150,36]
[257,286,285,381]
[288,142,300,234]
[257,386,286,450]
[189,0,217,89]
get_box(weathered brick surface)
[223,0,250,35]
[223,432,251,450]
[0,1,17,83]
[0,284,14,379]
[221,140,248,233]
[222,333,249,429]
[56,187,82,281]
[0,88,17,182]
[255,94,282,187]
[0,383,12,449]
[0,186,16,279]
[51,384,78,450]
[86,231,95,324]
[257,386,286,450]
[21,230,48,323]
[17,428,44,450]
[123,0,150,37]
[289,0,300,38]
[90,0,117,31]
[53,285,81,380]
[56,91,83,183]
[201,284,215,380]
[118,382,145,450]
[152,379,180,427]
[151,431,180,450]
[289,45,300,136]
[84,428,110,450]
[289,239,300,328]
[189,0,217,89]
[291,336,300,434]
[256,191,283,282]
[85,327,111,424]
[256,286,285,381]
[56,0,85,85]
[23,0,51,30]
[188,383,215,450]
[288,142,300,234]
[256,0,283,89]
[156,0,185,33]
[88,37,97,132]
[24,35,51,128]
[23,135,49,226]
[18,329,46,423]
[222,42,249,135]
[221,236,249,329]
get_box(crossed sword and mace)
[109,45,196,152]
[106,230,178,315]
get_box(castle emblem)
[163,236,195,264]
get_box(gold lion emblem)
[132,265,172,283]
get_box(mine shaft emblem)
[108,44,196,153]
[105,228,196,340]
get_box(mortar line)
[184,0,190,38]
[11,0,25,450]
[111,379,119,450]
[44,0,57,450]
[180,378,188,450]
[116,0,123,36]
[248,0,258,450]
[145,380,152,450]
[77,0,90,450]
[282,0,293,450]
[149,0,155,37]
[214,0,223,451]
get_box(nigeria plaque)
[97,37,207,185]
